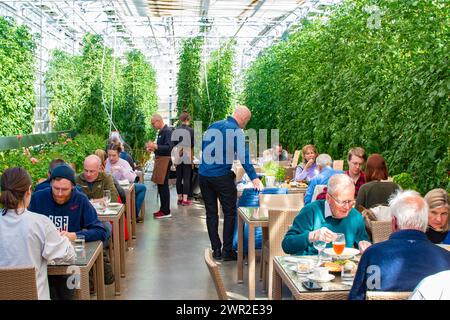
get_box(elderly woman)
[356,154,400,210]
[294,144,319,182]
[0,167,75,299]
[424,188,449,244]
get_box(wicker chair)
[0,267,38,300]
[370,220,393,243]
[204,248,246,300]
[366,291,412,300]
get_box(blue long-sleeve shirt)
[349,230,450,300]
[199,116,257,180]
[304,166,343,204]
[29,187,107,243]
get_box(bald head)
[84,155,102,182]
[232,105,252,129]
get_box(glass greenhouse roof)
[0,0,342,129]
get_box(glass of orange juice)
[333,233,345,256]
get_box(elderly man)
[263,143,289,161]
[29,164,107,299]
[199,105,264,261]
[349,190,450,300]
[282,174,371,256]
[76,155,119,202]
[304,154,343,204]
[147,114,174,219]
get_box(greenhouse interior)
[0,0,449,301]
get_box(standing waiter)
[199,105,263,260]
[147,114,174,219]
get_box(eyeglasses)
[349,161,364,167]
[328,193,355,207]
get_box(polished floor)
[106,181,270,300]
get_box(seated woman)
[105,144,147,222]
[0,167,75,300]
[95,148,126,203]
[356,154,400,210]
[294,144,319,182]
[424,188,449,244]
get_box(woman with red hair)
[356,154,400,210]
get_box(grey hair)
[316,154,332,168]
[389,190,429,232]
[327,174,354,196]
[151,113,163,121]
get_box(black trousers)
[176,163,193,196]
[199,172,237,254]
[157,162,171,214]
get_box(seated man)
[282,174,371,256]
[34,158,66,192]
[29,164,107,299]
[76,155,119,203]
[304,154,343,204]
[349,190,450,300]
[263,143,289,162]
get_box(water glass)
[74,235,85,251]
[103,190,111,207]
[341,261,357,281]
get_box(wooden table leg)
[272,264,282,300]
[119,213,126,278]
[126,190,133,248]
[96,250,106,300]
[113,221,121,296]
[248,224,255,300]
[237,215,244,283]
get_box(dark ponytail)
[0,167,32,215]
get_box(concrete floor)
[105,181,271,300]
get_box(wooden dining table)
[97,203,126,296]
[47,240,105,300]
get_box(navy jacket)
[349,230,450,300]
[34,179,51,192]
[199,116,257,180]
[155,124,174,157]
[29,187,107,243]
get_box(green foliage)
[200,41,236,129]
[242,0,450,194]
[45,50,83,130]
[0,16,36,135]
[393,172,418,191]
[114,50,158,149]
[176,37,203,120]
[0,133,104,186]
[262,161,286,182]
[45,34,158,150]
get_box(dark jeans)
[49,275,75,300]
[176,164,193,196]
[199,172,237,254]
[157,162,171,214]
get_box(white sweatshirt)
[0,209,75,300]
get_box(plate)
[284,256,304,263]
[323,248,360,260]
[288,265,311,275]
[307,273,335,283]
[118,179,130,186]
[108,202,122,208]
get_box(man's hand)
[309,227,337,243]
[146,142,156,152]
[60,231,77,242]
[358,240,372,254]
[251,178,264,191]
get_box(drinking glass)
[313,239,327,267]
[333,233,346,256]
[103,190,111,208]
[74,235,85,252]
